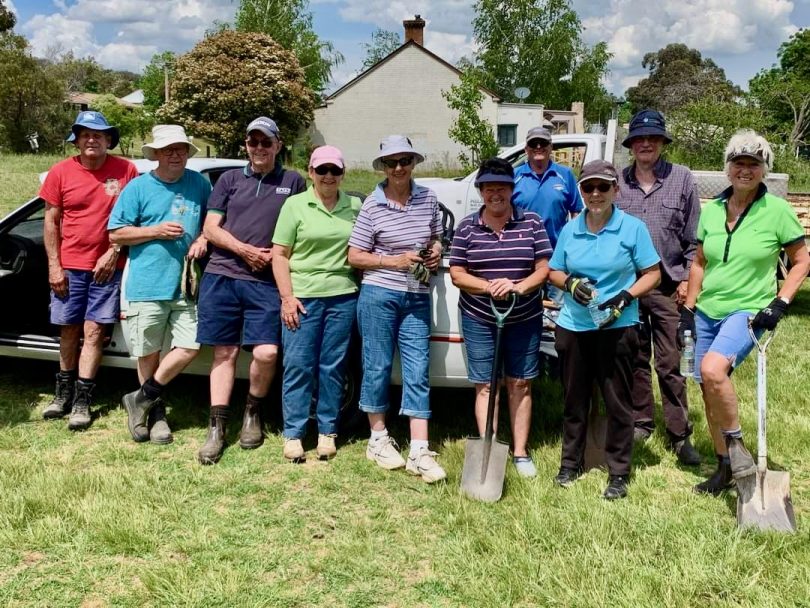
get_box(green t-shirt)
[696,187,804,319]
[272,187,362,298]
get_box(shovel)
[583,383,608,471]
[461,294,516,502]
[736,325,796,533]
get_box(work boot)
[693,456,734,496]
[283,438,305,462]
[43,372,75,419]
[316,434,337,460]
[67,380,94,431]
[122,388,155,442]
[633,427,651,443]
[725,436,756,480]
[603,475,629,500]
[198,406,228,465]
[238,395,263,449]
[671,437,702,466]
[148,400,173,445]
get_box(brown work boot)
[148,400,173,445]
[198,406,228,465]
[238,394,263,449]
[693,455,734,496]
[43,372,75,419]
[725,436,756,480]
[122,388,155,442]
[316,434,337,460]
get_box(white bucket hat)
[372,135,425,171]
[142,124,200,161]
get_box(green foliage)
[158,30,315,158]
[89,94,151,157]
[626,44,740,113]
[0,0,15,33]
[42,52,138,98]
[442,70,500,171]
[360,28,401,70]
[138,51,176,112]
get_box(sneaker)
[406,447,447,483]
[67,381,93,431]
[513,456,537,478]
[603,475,629,500]
[554,467,581,488]
[148,401,173,445]
[43,373,74,419]
[633,427,651,443]
[316,434,337,460]
[366,435,406,470]
[671,437,702,466]
[283,438,305,462]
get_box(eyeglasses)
[581,182,613,194]
[381,156,414,169]
[159,146,189,157]
[246,139,276,148]
[313,165,344,176]
[526,139,551,149]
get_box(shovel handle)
[748,319,775,353]
[748,319,773,473]
[490,292,517,328]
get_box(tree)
[233,0,342,97]
[139,51,176,112]
[625,44,740,113]
[158,30,315,158]
[0,0,15,33]
[472,0,612,121]
[42,51,139,97]
[442,70,500,170]
[90,94,150,157]
[361,28,401,70]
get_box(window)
[497,125,517,147]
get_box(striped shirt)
[348,180,442,293]
[449,206,552,324]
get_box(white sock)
[410,439,429,455]
[370,428,388,441]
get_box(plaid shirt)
[617,158,699,283]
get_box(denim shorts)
[694,310,761,383]
[196,273,281,346]
[127,299,199,356]
[49,269,122,325]
[461,312,541,383]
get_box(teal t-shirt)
[272,187,362,298]
[109,169,212,301]
[696,187,804,319]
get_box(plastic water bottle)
[680,330,695,377]
[585,282,612,328]
[170,193,197,245]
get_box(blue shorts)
[461,312,541,383]
[694,310,761,383]
[196,273,281,346]
[49,269,122,325]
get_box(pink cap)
[309,145,345,169]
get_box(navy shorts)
[196,273,281,346]
[49,269,122,325]
[461,312,541,383]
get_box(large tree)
[625,44,740,113]
[442,70,500,170]
[138,51,177,112]
[361,28,401,70]
[0,0,15,33]
[43,51,139,97]
[158,30,315,157]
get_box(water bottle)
[170,193,197,246]
[406,241,425,291]
[585,282,612,328]
[680,330,695,377]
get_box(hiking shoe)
[122,388,155,442]
[283,438,305,462]
[67,381,94,431]
[366,435,406,470]
[633,427,651,443]
[198,406,228,465]
[725,436,756,480]
[316,434,337,460]
[671,437,702,466]
[148,400,173,445]
[603,475,629,500]
[554,467,582,488]
[513,456,537,478]
[43,373,74,419]
[406,447,447,483]
[694,457,734,496]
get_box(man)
[195,117,305,464]
[40,111,138,430]
[617,109,702,465]
[108,125,211,444]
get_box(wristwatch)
[112,244,122,255]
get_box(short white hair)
[724,129,773,177]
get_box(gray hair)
[724,129,774,177]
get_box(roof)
[121,89,144,104]
[67,91,140,109]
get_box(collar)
[623,157,672,185]
[306,185,348,211]
[243,159,283,179]
[573,205,624,235]
[373,179,420,205]
[515,159,563,179]
[473,204,525,227]
[716,182,768,204]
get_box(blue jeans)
[357,284,431,419]
[281,294,357,438]
[461,312,540,383]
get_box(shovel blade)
[461,436,510,502]
[737,470,796,533]
[584,411,608,471]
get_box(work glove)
[409,261,431,286]
[751,297,788,331]
[564,275,595,306]
[676,306,697,348]
[597,290,634,328]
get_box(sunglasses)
[246,139,275,148]
[526,139,551,149]
[313,165,344,176]
[381,156,414,169]
[581,182,613,194]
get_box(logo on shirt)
[554,184,565,191]
[104,179,121,196]
[276,187,291,195]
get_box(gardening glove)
[409,261,431,286]
[597,290,634,329]
[677,306,696,348]
[751,297,788,331]
[564,275,595,306]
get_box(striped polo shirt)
[449,206,552,324]
[348,180,442,293]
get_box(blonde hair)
[724,129,774,176]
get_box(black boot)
[239,394,263,449]
[43,371,76,419]
[68,380,94,431]
[198,406,228,465]
[148,400,173,445]
[693,455,734,495]
[725,435,756,480]
[603,475,629,500]
[671,436,702,466]
[122,388,156,442]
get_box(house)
[66,92,140,112]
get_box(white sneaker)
[366,435,406,470]
[406,447,447,483]
[513,456,537,478]
[283,438,305,461]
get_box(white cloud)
[22,14,100,59]
[6,0,16,15]
[95,42,159,73]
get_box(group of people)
[40,107,808,499]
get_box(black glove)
[564,275,595,306]
[677,306,696,348]
[597,290,634,328]
[751,297,788,331]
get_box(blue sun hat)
[65,110,120,149]
[621,109,673,148]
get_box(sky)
[7,0,810,98]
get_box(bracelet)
[378,253,383,269]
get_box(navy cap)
[622,109,673,148]
[474,172,515,187]
[246,116,280,139]
[66,110,120,149]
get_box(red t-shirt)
[39,155,138,271]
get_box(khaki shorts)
[127,299,200,357]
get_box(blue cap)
[622,109,673,148]
[66,110,120,149]
[246,116,280,139]
[474,172,515,187]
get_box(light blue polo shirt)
[549,206,660,332]
[512,160,583,249]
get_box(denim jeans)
[357,284,431,419]
[281,293,357,438]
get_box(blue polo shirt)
[549,206,660,332]
[512,160,583,249]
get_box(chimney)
[403,15,425,46]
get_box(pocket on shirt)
[661,199,685,233]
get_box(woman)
[680,130,809,495]
[347,135,446,483]
[449,158,552,477]
[272,145,362,461]
[548,160,661,500]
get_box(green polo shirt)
[272,186,362,298]
[696,185,804,319]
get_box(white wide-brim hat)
[372,134,425,171]
[142,124,200,161]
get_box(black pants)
[555,326,638,476]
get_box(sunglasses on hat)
[313,164,344,176]
[581,182,613,194]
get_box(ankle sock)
[721,427,743,440]
[370,428,388,442]
[409,439,429,455]
[142,376,164,400]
